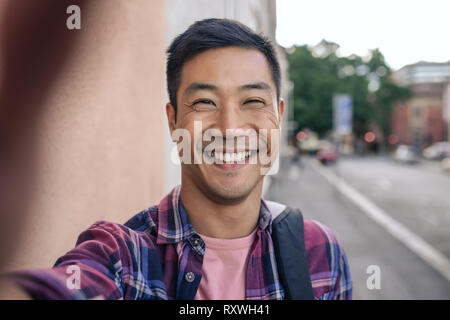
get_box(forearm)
[0,221,136,300]
[0,0,166,274]
[0,276,31,300]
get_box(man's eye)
[191,99,217,111]
[244,99,265,107]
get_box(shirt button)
[192,238,200,247]
[185,272,195,283]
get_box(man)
[0,18,351,300]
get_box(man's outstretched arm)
[0,221,135,300]
[0,0,166,276]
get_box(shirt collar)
[156,185,273,244]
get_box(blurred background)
[270,0,450,299]
[0,0,449,299]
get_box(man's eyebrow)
[184,81,273,94]
[185,82,218,93]
[239,82,272,92]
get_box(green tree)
[288,40,411,146]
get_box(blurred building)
[391,61,450,148]
[444,82,450,142]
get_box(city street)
[266,155,450,299]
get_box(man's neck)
[179,178,264,239]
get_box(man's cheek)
[258,129,280,172]
[252,106,280,125]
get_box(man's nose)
[216,103,245,134]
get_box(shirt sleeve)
[7,221,135,300]
[328,242,352,300]
[304,219,353,300]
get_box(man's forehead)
[179,47,275,95]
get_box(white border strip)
[310,159,450,282]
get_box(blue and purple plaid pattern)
[11,185,351,300]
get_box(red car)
[317,144,338,164]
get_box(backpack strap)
[267,202,314,300]
[265,200,286,220]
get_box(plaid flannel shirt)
[11,185,352,300]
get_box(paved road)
[265,155,450,299]
[333,155,450,258]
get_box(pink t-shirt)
[194,228,257,300]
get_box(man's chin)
[202,177,262,205]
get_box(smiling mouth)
[204,149,258,164]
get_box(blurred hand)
[0,0,86,272]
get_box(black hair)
[166,18,281,115]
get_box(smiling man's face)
[167,46,284,204]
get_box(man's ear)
[278,98,285,126]
[166,103,177,137]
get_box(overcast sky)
[276,0,450,70]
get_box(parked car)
[393,144,420,164]
[298,131,320,154]
[317,142,338,165]
[423,141,450,160]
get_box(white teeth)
[211,150,255,163]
